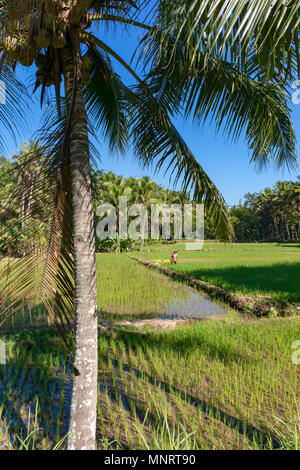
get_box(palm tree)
[101,176,132,252]
[14,142,45,230]
[129,176,161,248]
[275,181,294,241]
[129,177,158,205]
[255,189,278,241]
[0,156,14,219]
[0,0,298,450]
[0,60,28,151]
[290,178,300,240]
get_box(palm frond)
[0,61,29,151]
[153,0,300,81]
[122,82,233,240]
[82,31,232,240]
[140,30,297,171]
[83,45,129,154]
[0,101,75,343]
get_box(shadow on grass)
[0,329,71,443]
[0,352,72,448]
[112,326,258,368]
[0,327,281,449]
[99,349,280,450]
[99,328,281,448]
[175,263,300,303]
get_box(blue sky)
[1,22,300,207]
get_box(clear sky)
[1,22,300,207]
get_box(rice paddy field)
[0,247,299,450]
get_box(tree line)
[0,142,211,254]
[2,142,299,252]
[230,181,300,243]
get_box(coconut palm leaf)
[0,62,29,151]
[0,101,75,344]
[138,29,297,171]
[1,1,297,324]
[82,31,232,239]
[2,0,300,449]
[153,0,300,80]
[83,45,129,154]
[121,82,233,240]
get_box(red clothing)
[171,253,178,264]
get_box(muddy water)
[100,288,227,325]
[161,291,226,319]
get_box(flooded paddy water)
[0,255,228,332]
[0,349,73,449]
[162,291,226,319]
[99,288,226,326]
[98,254,227,325]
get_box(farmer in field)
[170,250,178,265]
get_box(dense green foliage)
[0,142,50,256]
[0,147,215,255]
[0,0,300,452]
[1,144,299,255]
[230,181,300,242]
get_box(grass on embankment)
[136,242,300,304]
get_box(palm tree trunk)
[62,44,98,451]
[273,214,279,241]
[18,174,25,231]
[284,217,291,241]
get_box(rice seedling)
[0,251,298,449]
[137,241,300,303]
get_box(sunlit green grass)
[137,242,300,302]
[95,316,300,449]
[1,316,299,450]
[97,254,178,318]
[1,250,299,450]
[96,254,229,321]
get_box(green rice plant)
[15,399,40,450]
[15,428,69,450]
[268,397,300,450]
[135,408,199,450]
[97,435,123,450]
[138,241,300,303]
[1,250,299,451]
